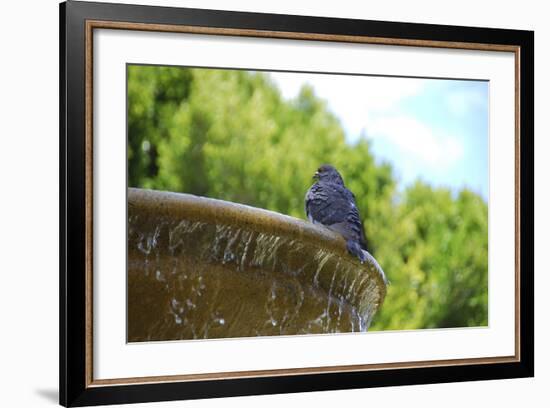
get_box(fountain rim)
[128,187,388,292]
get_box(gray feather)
[305,165,367,262]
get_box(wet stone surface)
[127,188,387,342]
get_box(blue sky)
[268,72,489,201]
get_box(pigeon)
[305,164,368,263]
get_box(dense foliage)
[128,65,488,330]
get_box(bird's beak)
[313,171,320,180]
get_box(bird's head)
[313,164,344,185]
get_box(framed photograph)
[60,1,534,406]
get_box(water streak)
[127,189,386,342]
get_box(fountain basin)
[128,188,387,342]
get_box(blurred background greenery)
[127,65,488,331]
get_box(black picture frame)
[60,1,534,406]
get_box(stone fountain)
[128,188,387,342]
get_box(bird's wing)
[306,183,347,225]
[340,188,367,249]
[348,201,367,250]
[309,183,357,225]
[306,183,367,248]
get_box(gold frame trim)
[84,20,521,388]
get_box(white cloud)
[446,87,487,117]
[268,72,426,137]
[367,115,464,169]
[268,71,467,173]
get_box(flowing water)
[127,188,387,342]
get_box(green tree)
[370,183,488,330]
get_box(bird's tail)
[346,240,367,264]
